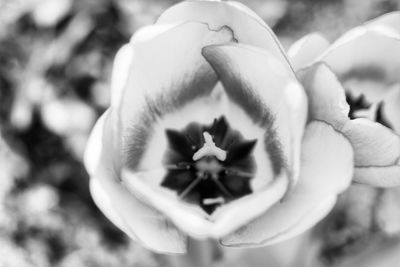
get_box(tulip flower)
[84,0,354,254]
[290,11,400,188]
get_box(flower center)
[346,92,392,128]
[161,116,257,214]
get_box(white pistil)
[192,132,227,161]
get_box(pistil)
[193,132,227,161]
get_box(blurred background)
[0,0,400,266]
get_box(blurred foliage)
[0,0,399,266]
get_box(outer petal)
[84,110,186,253]
[366,11,400,35]
[297,62,349,129]
[110,44,133,108]
[341,118,400,167]
[156,0,292,72]
[288,33,330,71]
[122,168,288,239]
[354,165,400,188]
[221,121,353,247]
[383,83,400,133]
[202,43,308,186]
[118,21,235,147]
[317,17,400,84]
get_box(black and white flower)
[84,0,354,253]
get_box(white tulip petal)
[318,26,400,84]
[84,111,186,253]
[288,33,330,71]
[253,195,337,246]
[118,22,235,167]
[112,23,190,108]
[341,118,400,167]
[122,168,216,238]
[210,173,288,237]
[202,43,307,185]
[110,44,133,108]
[383,83,400,133]
[298,62,349,129]
[221,121,353,247]
[90,174,187,254]
[122,168,288,238]
[84,110,110,176]
[156,0,291,71]
[366,11,400,36]
[354,165,400,188]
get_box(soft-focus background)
[0,0,400,266]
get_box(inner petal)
[162,116,257,214]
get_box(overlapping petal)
[366,11,400,37]
[221,121,353,246]
[289,12,400,84]
[156,0,292,72]
[122,168,288,239]
[298,48,400,186]
[297,63,349,128]
[84,110,186,253]
[290,12,400,187]
[118,21,235,135]
[341,119,400,167]
[354,164,400,188]
[314,13,400,94]
[202,43,307,186]
[288,33,330,71]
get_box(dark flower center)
[161,116,257,214]
[346,92,392,129]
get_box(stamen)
[184,133,198,150]
[212,178,233,198]
[192,132,227,161]
[164,162,193,170]
[224,168,254,178]
[178,177,202,199]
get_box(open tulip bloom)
[84,0,399,254]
